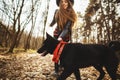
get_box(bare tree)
[42,0,50,42]
[24,0,40,51]
[0,0,33,53]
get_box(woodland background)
[0,0,120,53]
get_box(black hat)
[56,0,74,6]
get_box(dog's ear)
[46,32,52,39]
[46,32,59,43]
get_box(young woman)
[50,0,77,76]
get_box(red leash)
[52,41,67,63]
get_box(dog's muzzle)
[39,50,48,56]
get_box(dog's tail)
[108,41,120,62]
[108,41,120,52]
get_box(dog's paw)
[51,72,59,77]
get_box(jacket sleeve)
[50,10,58,27]
[59,21,72,38]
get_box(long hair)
[55,0,77,30]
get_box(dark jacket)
[50,10,72,42]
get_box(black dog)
[37,33,119,80]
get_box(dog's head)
[37,33,59,56]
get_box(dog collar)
[52,40,67,63]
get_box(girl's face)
[61,0,68,10]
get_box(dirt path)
[0,52,120,80]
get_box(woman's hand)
[57,37,62,41]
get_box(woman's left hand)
[57,37,62,41]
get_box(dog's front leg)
[73,68,81,80]
[57,67,73,80]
